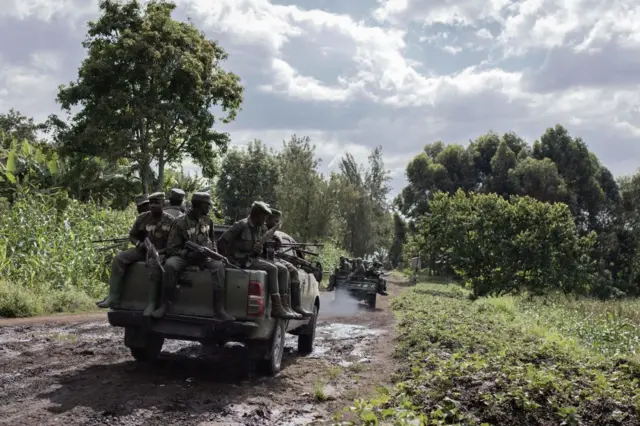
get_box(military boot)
[151,284,173,319]
[270,294,296,319]
[97,274,123,309]
[291,282,313,318]
[143,281,159,317]
[95,296,108,308]
[213,289,235,322]
[281,294,303,319]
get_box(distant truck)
[333,272,379,309]
[107,225,320,376]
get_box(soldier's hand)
[135,241,145,251]
[252,242,263,254]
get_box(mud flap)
[125,327,157,348]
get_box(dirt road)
[0,278,407,425]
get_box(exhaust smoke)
[318,288,362,318]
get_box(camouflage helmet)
[134,194,149,206]
[148,192,165,202]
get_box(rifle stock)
[185,241,246,273]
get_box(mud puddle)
[0,284,404,425]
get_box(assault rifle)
[143,237,165,274]
[275,251,320,273]
[185,241,246,273]
[91,236,129,244]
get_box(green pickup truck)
[107,226,320,375]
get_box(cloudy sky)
[1,0,639,195]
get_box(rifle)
[279,243,324,247]
[95,242,128,252]
[185,241,247,273]
[143,237,165,274]
[92,236,129,244]
[275,252,320,273]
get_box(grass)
[342,282,640,425]
[0,191,135,317]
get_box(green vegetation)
[343,282,640,425]
[0,192,135,317]
[393,128,640,299]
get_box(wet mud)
[0,279,406,425]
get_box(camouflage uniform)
[219,202,295,319]
[164,188,186,218]
[98,192,174,315]
[370,261,388,295]
[154,192,233,321]
[349,258,366,279]
[327,256,352,291]
[267,209,311,318]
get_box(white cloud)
[0,0,638,199]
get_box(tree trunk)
[157,148,165,192]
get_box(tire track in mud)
[0,278,407,426]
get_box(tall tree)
[0,110,46,148]
[55,0,243,192]
[275,135,333,241]
[216,140,280,223]
[389,212,407,267]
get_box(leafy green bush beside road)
[344,283,640,425]
[0,191,135,317]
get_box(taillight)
[247,281,264,317]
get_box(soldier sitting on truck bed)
[326,256,352,291]
[348,258,366,280]
[153,192,234,321]
[95,193,151,307]
[97,192,174,315]
[164,188,186,218]
[217,201,295,319]
[265,209,311,318]
[368,260,389,296]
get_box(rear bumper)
[108,310,260,342]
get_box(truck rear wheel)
[298,303,318,355]
[256,319,286,376]
[366,293,377,310]
[125,327,164,362]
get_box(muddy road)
[0,278,407,425]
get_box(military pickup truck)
[334,273,379,309]
[107,225,320,376]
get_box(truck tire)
[128,334,164,362]
[297,303,318,355]
[366,293,377,310]
[256,319,286,376]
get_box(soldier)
[164,188,186,218]
[370,260,389,296]
[97,192,174,316]
[348,258,366,279]
[153,192,233,321]
[217,201,297,319]
[326,256,352,291]
[266,209,311,318]
[135,194,150,214]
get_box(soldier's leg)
[143,256,164,316]
[283,261,312,318]
[98,248,144,308]
[152,255,186,318]
[203,259,234,322]
[249,259,297,319]
[274,261,301,318]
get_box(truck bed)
[118,262,267,321]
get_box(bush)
[418,190,595,297]
[0,190,135,316]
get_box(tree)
[55,0,243,192]
[388,213,406,267]
[216,140,280,223]
[275,135,333,241]
[0,110,46,147]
